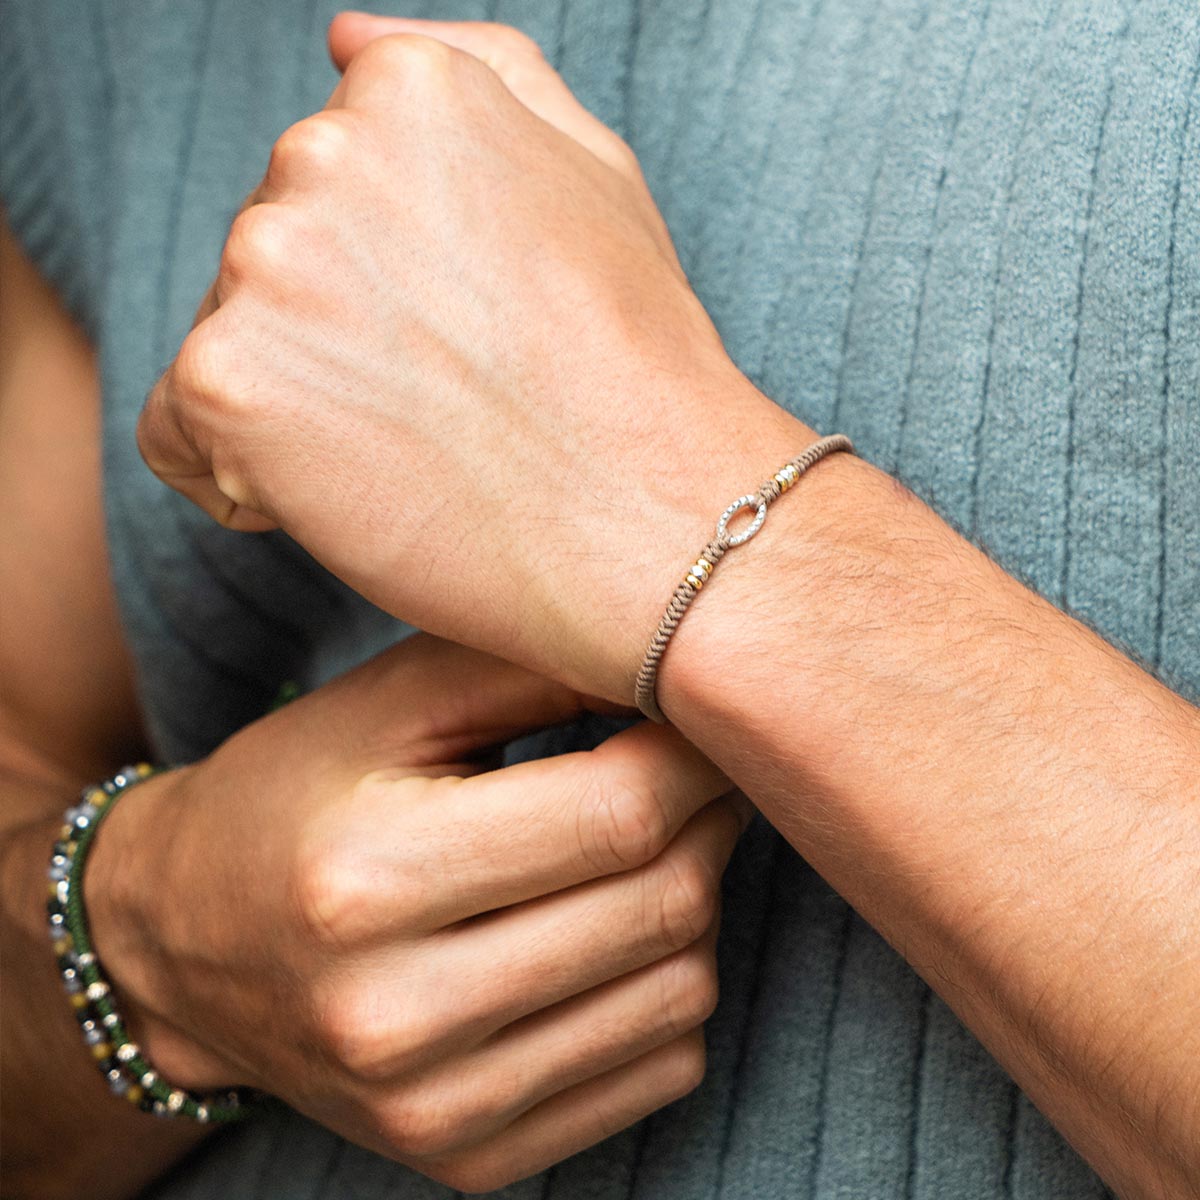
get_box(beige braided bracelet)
[634,433,855,723]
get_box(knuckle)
[587,768,670,872]
[171,325,235,410]
[316,986,437,1081]
[315,986,393,1078]
[665,1031,707,1099]
[422,1153,516,1195]
[653,849,718,951]
[381,1091,469,1159]
[660,946,720,1035]
[288,837,376,952]
[220,203,301,287]
[267,113,356,186]
[354,32,458,86]
[487,23,544,60]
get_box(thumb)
[326,11,638,176]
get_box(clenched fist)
[87,635,748,1191]
[138,15,807,704]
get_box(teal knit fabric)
[3,1,1197,1196]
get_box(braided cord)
[634,434,854,722]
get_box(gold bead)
[91,1041,113,1060]
[69,993,87,1011]
[685,573,703,590]
[126,1084,143,1104]
[53,936,72,955]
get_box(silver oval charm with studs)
[716,494,768,547]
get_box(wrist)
[574,370,818,705]
[82,765,228,1089]
[654,447,888,738]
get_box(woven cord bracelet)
[48,764,257,1122]
[635,434,855,723]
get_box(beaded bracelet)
[635,434,855,723]
[49,763,256,1122]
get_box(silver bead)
[195,1104,210,1123]
[106,1068,129,1096]
[140,1069,158,1088]
[85,1027,105,1046]
[75,951,96,968]
[166,1090,186,1113]
[85,981,109,1002]
[117,1042,139,1063]
[102,1011,120,1029]
[55,879,70,905]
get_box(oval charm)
[716,494,768,547]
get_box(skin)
[0,223,750,1200]
[138,13,1200,1199]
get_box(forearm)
[1,769,207,1200]
[661,438,1200,1198]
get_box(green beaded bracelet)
[49,764,257,1123]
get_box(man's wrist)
[653,448,898,741]
[592,374,820,708]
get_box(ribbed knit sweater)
[3,2,1196,1197]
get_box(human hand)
[85,635,746,1191]
[137,15,810,704]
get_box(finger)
[137,369,278,533]
[327,13,636,175]
[377,923,718,1153]
[350,722,732,931]
[376,798,743,1064]
[413,1032,707,1192]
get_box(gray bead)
[85,1027,105,1046]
